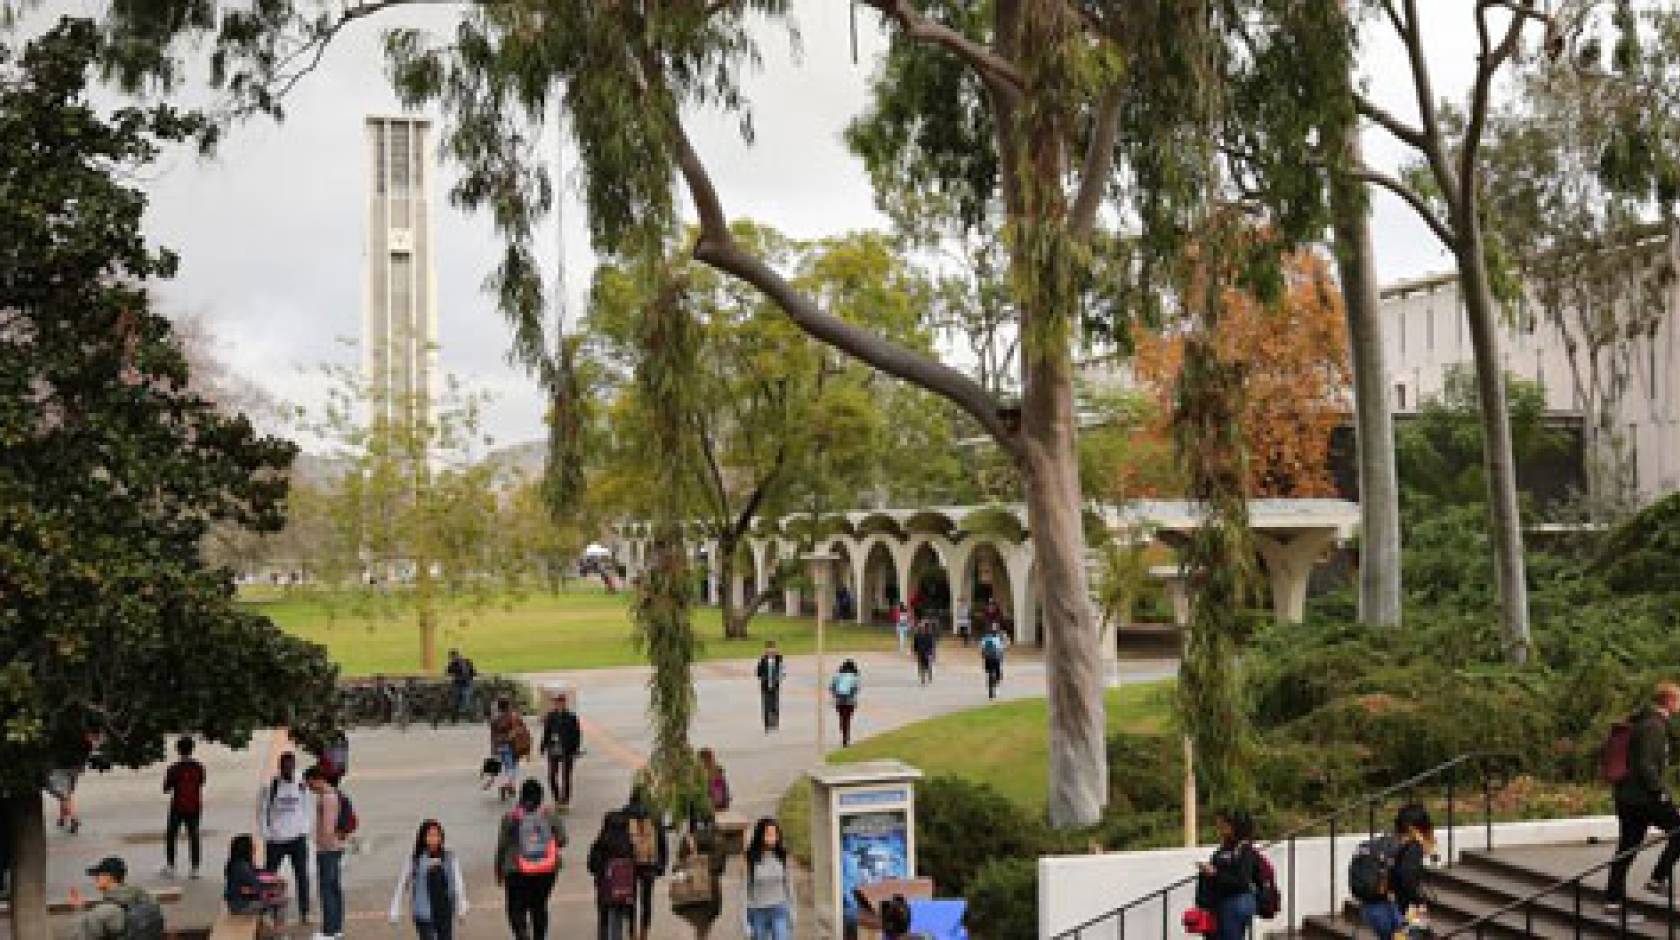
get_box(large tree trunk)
[717,539,749,639]
[4,792,48,940]
[1329,131,1403,628]
[1021,346,1108,828]
[417,558,439,673]
[1455,228,1533,664]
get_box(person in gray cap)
[71,857,164,939]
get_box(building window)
[373,121,386,195]
[1395,383,1407,410]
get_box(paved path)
[20,650,1176,939]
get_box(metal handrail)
[1051,751,1519,939]
[1440,827,1679,939]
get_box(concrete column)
[947,541,974,637]
[1166,578,1191,626]
[1255,530,1338,624]
[784,584,802,617]
[851,545,870,625]
[894,543,914,612]
[1006,548,1036,645]
[749,540,769,596]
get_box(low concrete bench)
[209,911,262,939]
[716,811,751,855]
[0,885,183,916]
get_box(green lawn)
[245,586,899,677]
[777,681,1174,860]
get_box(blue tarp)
[909,899,969,939]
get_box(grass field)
[777,681,1174,859]
[244,586,899,677]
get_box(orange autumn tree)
[1134,250,1353,497]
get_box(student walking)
[496,780,566,940]
[587,811,638,940]
[161,737,206,879]
[894,603,911,654]
[742,818,796,940]
[700,749,731,812]
[1606,681,1680,916]
[304,767,346,940]
[1196,810,1262,940]
[829,660,862,748]
[755,641,786,733]
[257,752,313,925]
[390,820,470,939]
[670,818,727,939]
[1354,803,1433,938]
[446,649,477,722]
[979,627,1007,699]
[71,857,164,940]
[624,786,669,940]
[912,623,937,685]
[488,698,530,802]
[540,692,583,806]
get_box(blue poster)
[840,809,910,920]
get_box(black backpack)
[117,892,166,940]
[1348,835,1399,903]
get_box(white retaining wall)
[1040,815,1620,938]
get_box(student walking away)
[699,749,731,813]
[1605,681,1680,916]
[257,752,314,924]
[742,818,796,940]
[489,698,531,802]
[894,603,911,654]
[47,732,97,837]
[979,627,1007,699]
[1350,803,1434,938]
[305,767,353,940]
[161,736,206,879]
[540,692,583,806]
[587,811,638,940]
[625,785,670,940]
[912,623,937,685]
[71,857,164,940]
[446,649,477,721]
[497,780,566,940]
[755,641,786,733]
[391,819,470,940]
[670,817,727,939]
[829,660,862,748]
[1194,810,1266,940]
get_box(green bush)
[915,775,1047,895]
[964,857,1038,940]
[1595,493,1680,595]
[1107,733,1183,813]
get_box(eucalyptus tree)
[77,0,1353,825]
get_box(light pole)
[804,550,837,759]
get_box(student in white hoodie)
[257,752,314,924]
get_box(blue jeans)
[1361,900,1403,939]
[317,850,343,934]
[747,903,791,940]
[263,836,310,918]
[1214,891,1256,940]
[499,744,519,780]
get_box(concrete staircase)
[1299,845,1680,939]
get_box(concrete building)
[363,116,438,427]
[1380,226,1680,505]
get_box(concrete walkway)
[19,650,1175,938]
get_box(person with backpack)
[161,736,206,880]
[1606,681,1680,915]
[830,660,862,748]
[699,749,731,813]
[496,779,566,940]
[755,641,786,733]
[390,819,470,939]
[304,766,349,940]
[742,817,796,940]
[446,649,477,722]
[257,752,313,925]
[912,622,937,686]
[624,785,669,940]
[71,856,164,940]
[978,626,1007,699]
[1351,803,1433,939]
[1194,809,1262,940]
[488,698,530,802]
[671,817,727,939]
[587,810,638,940]
[540,691,583,806]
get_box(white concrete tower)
[363,116,438,429]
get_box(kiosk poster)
[839,809,910,914]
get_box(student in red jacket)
[162,737,207,879]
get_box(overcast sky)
[25,2,1497,445]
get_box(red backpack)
[1602,719,1636,783]
[1254,850,1281,919]
[604,856,637,906]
